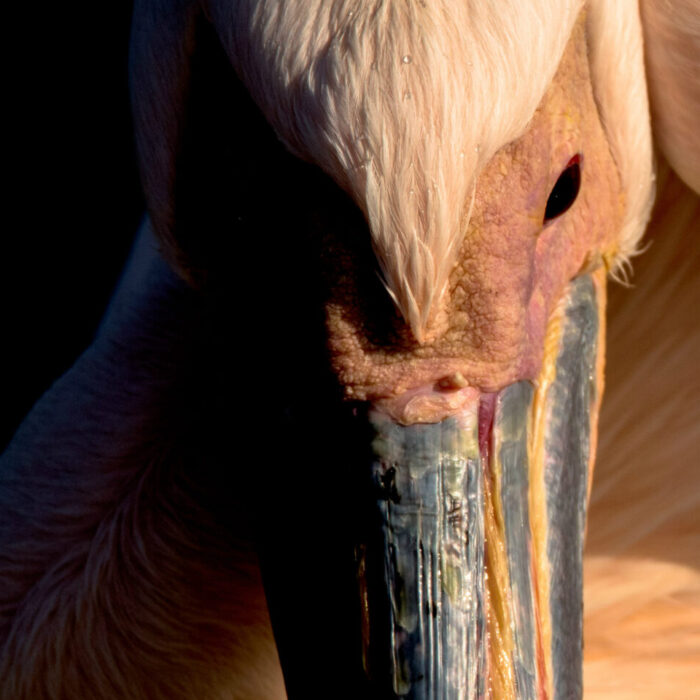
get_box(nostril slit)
[436,373,469,391]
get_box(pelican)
[1,1,698,698]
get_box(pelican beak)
[357,273,604,699]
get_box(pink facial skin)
[321,20,625,423]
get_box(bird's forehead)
[217,0,584,334]
[320,17,625,406]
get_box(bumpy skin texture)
[323,20,625,417]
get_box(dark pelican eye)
[544,154,581,223]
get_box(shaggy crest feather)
[210,0,585,339]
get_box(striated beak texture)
[357,274,604,699]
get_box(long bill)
[356,273,605,699]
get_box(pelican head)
[130,1,655,697]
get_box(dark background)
[1,13,378,693]
[3,3,143,449]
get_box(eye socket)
[544,154,581,223]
